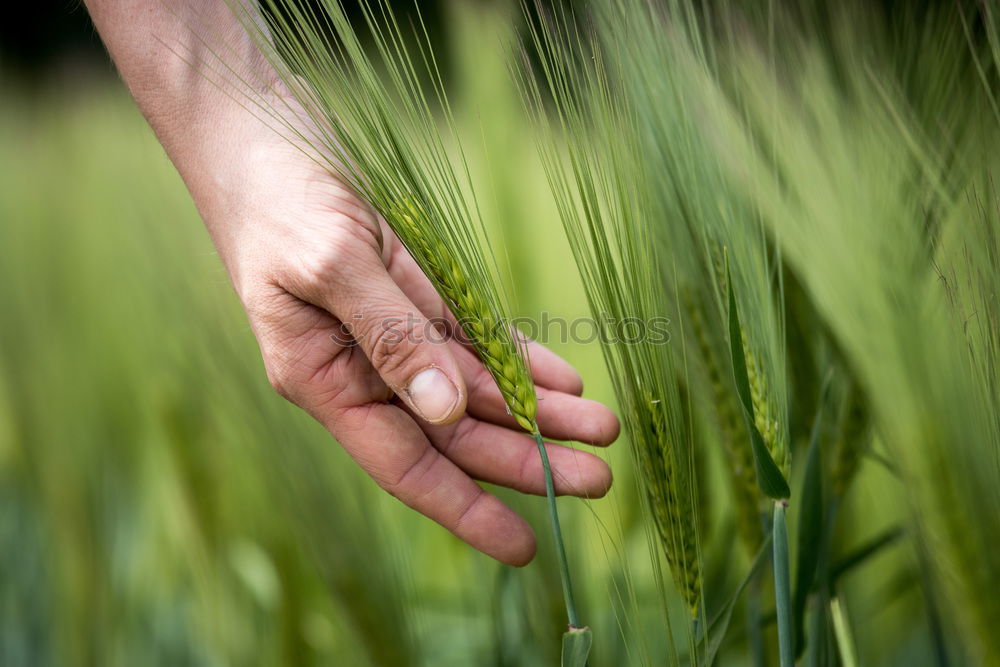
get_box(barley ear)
[395,200,538,433]
[637,390,702,617]
[741,327,789,478]
[725,261,790,500]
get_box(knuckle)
[288,221,381,299]
[367,316,424,377]
[439,417,478,457]
[257,332,300,397]
[518,444,541,492]
[293,245,350,296]
[329,200,383,250]
[259,335,309,403]
[265,363,295,401]
[453,488,487,533]
[383,446,438,499]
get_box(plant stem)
[773,501,793,667]
[830,597,858,667]
[533,431,581,629]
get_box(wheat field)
[2,1,998,665]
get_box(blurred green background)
[0,3,942,665]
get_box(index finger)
[325,401,538,567]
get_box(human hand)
[84,0,619,567]
[204,119,618,565]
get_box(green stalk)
[830,597,859,667]
[773,501,793,667]
[533,431,581,629]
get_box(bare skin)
[84,0,619,566]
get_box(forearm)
[85,2,256,152]
[85,0,277,287]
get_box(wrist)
[86,0,280,291]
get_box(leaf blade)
[793,382,830,656]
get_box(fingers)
[246,288,536,565]
[286,228,467,426]
[413,412,612,498]
[329,401,538,566]
[524,340,584,396]
[449,341,621,445]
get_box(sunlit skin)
[84,0,619,566]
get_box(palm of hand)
[215,129,617,566]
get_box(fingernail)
[407,368,459,423]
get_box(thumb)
[300,249,467,425]
[352,297,467,425]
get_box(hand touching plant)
[84,0,618,567]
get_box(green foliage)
[520,0,1000,663]
[520,3,705,645]
[561,626,593,667]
